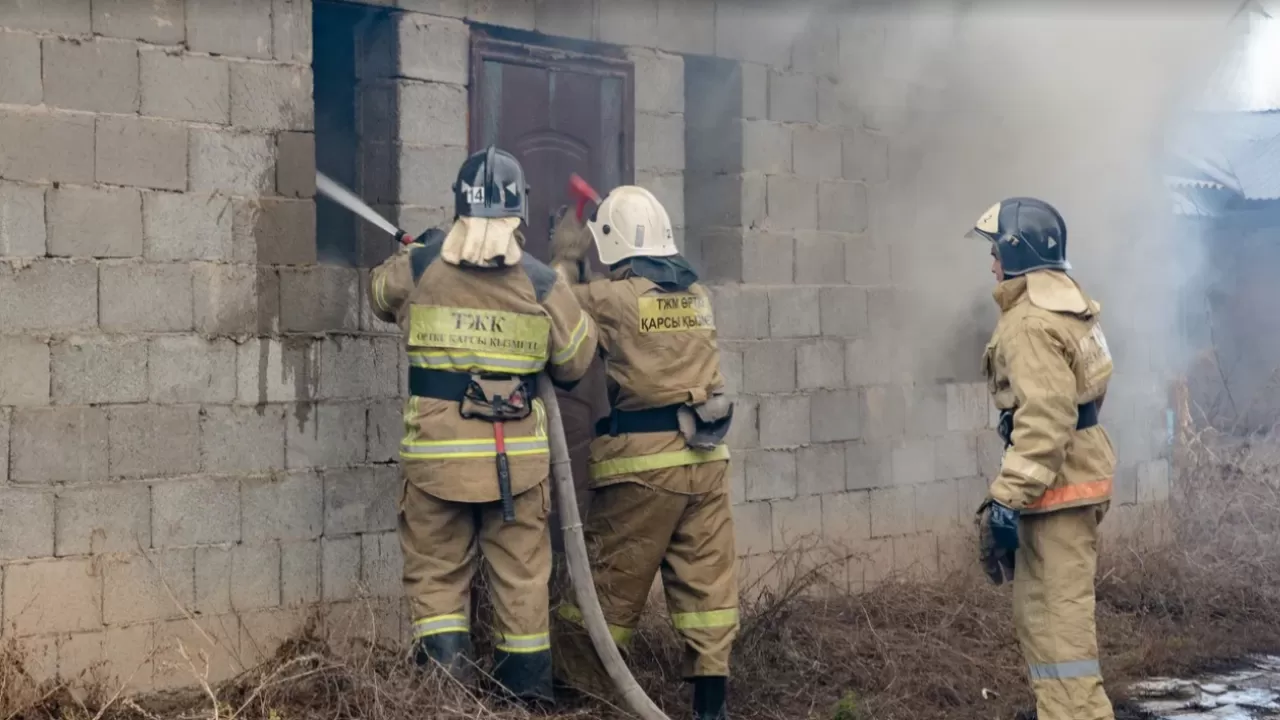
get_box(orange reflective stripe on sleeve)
[1026,477,1112,511]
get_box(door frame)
[467,32,636,186]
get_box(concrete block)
[844,128,889,184]
[102,549,194,624]
[655,0,714,55]
[232,542,281,610]
[707,285,769,340]
[742,120,791,174]
[768,71,817,124]
[869,486,914,538]
[791,18,840,77]
[0,337,49,406]
[906,383,948,437]
[631,48,684,114]
[893,533,938,581]
[818,181,869,233]
[100,262,194,332]
[0,31,41,105]
[94,0,184,43]
[186,0,272,59]
[768,287,820,339]
[140,48,229,124]
[0,0,90,33]
[239,606,309,668]
[324,466,398,536]
[281,539,320,605]
[811,389,861,443]
[744,449,797,501]
[189,129,275,194]
[242,471,322,543]
[288,401,367,470]
[636,171,684,231]
[719,348,744,396]
[530,0,593,38]
[976,431,1004,479]
[318,336,400,400]
[0,182,46,257]
[0,110,94,184]
[793,127,843,181]
[11,407,108,485]
[152,613,242,690]
[55,485,150,556]
[916,480,959,535]
[858,385,906,441]
[794,231,846,285]
[399,0,468,15]
[798,443,846,495]
[193,264,261,336]
[361,531,403,598]
[392,80,469,148]
[765,175,817,231]
[47,186,143,259]
[733,500,772,556]
[322,535,361,601]
[51,337,147,405]
[466,0,535,27]
[686,172,764,229]
[96,115,188,191]
[705,229,794,286]
[109,406,201,478]
[846,441,892,491]
[5,558,101,636]
[636,112,685,173]
[771,495,823,549]
[819,286,868,339]
[818,76,859,126]
[1137,459,1171,505]
[845,337,897,386]
[822,490,872,551]
[714,3,793,67]
[280,266,361,333]
[43,37,138,114]
[277,131,316,199]
[201,405,286,474]
[797,340,844,390]
[236,338,319,405]
[59,624,154,694]
[236,197,317,265]
[891,437,935,486]
[599,0,657,46]
[758,394,810,449]
[846,233,892,286]
[935,432,978,480]
[231,62,313,131]
[273,0,312,63]
[946,382,989,432]
[148,336,237,404]
[398,13,468,85]
[741,62,768,120]
[744,341,795,394]
[0,489,54,559]
[725,396,758,450]
[194,545,232,613]
[0,408,7,485]
[152,477,240,547]
[143,192,233,262]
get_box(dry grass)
[6,430,1280,720]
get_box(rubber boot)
[693,676,728,720]
[494,649,555,706]
[412,632,474,683]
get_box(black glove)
[976,499,1020,586]
[997,408,1014,448]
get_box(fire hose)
[316,172,672,720]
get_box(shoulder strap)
[519,253,559,303]
[409,229,446,283]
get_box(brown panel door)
[469,34,635,551]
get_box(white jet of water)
[316,171,401,238]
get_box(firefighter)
[367,146,597,705]
[967,197,1117,720]
[547,186,738,720]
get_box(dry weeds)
[5,430,1280,720]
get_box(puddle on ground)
[1130,657,1280,719]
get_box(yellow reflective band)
[551,314,592,366]
[413,613,469,639]
[407,349,545,374]
[670,608,739,631]
[373,273,391,313]
[495,632,551,654]
[556,604,635,646]
[637,293,715,334]
[407,305,551,359]
[401,436,549,460]
[1002,452,1057,486]
[589,445,731,480]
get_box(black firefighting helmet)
[965,197,1070,277]
[452,145,528,223]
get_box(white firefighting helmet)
[586,185,677,266]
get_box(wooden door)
[469,33,635,551]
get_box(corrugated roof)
[1165,111,1280,203]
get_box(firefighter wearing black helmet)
[967,197,1117,720]
[366,146,597,704]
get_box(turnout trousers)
[1014,502,1114,720]
[554,460,739,694]
[399,477,553,694]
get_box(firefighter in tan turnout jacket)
[548,186,738,720]
[367,147,596,704]
[968,197,1118,720]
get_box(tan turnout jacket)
[983,270,1117,514]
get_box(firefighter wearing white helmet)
[548,185,739,720]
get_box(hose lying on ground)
[537,376,672,720]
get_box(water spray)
[315,171,415,246]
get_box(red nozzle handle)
[568,173,602,222]
[398,230,414,246]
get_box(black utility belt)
[408,367,538,402]
[1075,399,1099,430]
[595,404,683,437]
